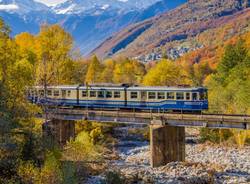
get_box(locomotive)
[28,84,208,112]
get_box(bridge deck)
[45,108,250,130]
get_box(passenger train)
[28,84,208,112]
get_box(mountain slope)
[0,0,186,55]
[53,0,159,14]
[92,0,250,59]
[61,0,186,54]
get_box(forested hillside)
[92,0,250,60]
[0,13,250,183]
[0,0,186,55]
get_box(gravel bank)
[87,126,250,184]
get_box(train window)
[82,91,87,97]
[186,92,191,100]
[29,90,33,96]
[98,91,105,98]
[62,90,66,97]
[67,90,71,97]
[47,90,52,96]
[157,92,165,100]
[114,91,121,98]
[31,90,34,96]
[130,92,138,99]
[167,92,175,100]
[54,90,60,97]
[192,93,198,101]
[205,91,208,99]
[39,90,44,96]
[200,92,208,100]
[148,92,156,99]
[90,91,97,97]
[106,91,112,98]
[176,92,184,100]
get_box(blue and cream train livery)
[28,84,208,112]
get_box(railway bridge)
[43,108,250,167]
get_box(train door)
[61,90,67,106]
[62,90,66,99]
[140,91,147,107]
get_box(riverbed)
[87,125,250,184]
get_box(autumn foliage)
[0,17,250,183]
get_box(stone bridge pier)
[43,119,75,146]
[150,120,185,167]
[43,118,186,167]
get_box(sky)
[35,0,67,6]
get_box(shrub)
[200,128,233,143]
[62,161,78,184]
[231,129,250,148]
[90,127,104,144]
[40,151,63,184]
[200,128,250,147]
[63,131,102,162]
[18,161,40,184]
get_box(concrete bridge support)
[43,119,75,146]
[150,121,185,167]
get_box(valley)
[0,0,186,55]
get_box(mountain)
[0,0,57,35]
[0,0,49,14]
[53,0,159,15]
[60,0,187,54]
[92,0,250,60]
[0,0,186,55]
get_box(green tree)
[217,39,248,81]
[207,39,250,114]
[40,151,63,184]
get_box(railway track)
[47,106,250,118]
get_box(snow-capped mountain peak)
[0,0,49,14]
[53,0,161,15]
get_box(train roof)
[33,85,206,91]
[34,85,79,90]
[127,86,206,91]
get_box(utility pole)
[42,53,48,123]
[86,82,89,118]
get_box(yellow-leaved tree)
[15,32,37,65]
[85,55,103,84]
[35,24,74,85]
[143,59,185,86]
[100,59,116,83]
[113,58,145,84]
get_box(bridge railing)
[41,108,250,130]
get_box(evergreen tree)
[217,39,247,79]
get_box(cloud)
[34,0,67,6]
[0,4,19,10]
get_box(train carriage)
[78,86,127,108]
[126,87,208,111]
[28,84,208,112]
